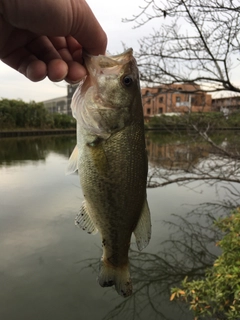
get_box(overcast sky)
[0,0,153,102]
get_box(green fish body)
[67,49,151,297]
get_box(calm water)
[0,133,238,320]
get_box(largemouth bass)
[67,49,151,297]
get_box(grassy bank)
[145,112,240,130]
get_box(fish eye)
[122,75,134,87]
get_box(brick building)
[142,83,212,118]
[42,83,214,118]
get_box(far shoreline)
[0,129,76,138]
[1,126,240,138]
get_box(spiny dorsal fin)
[75,201,98,235]
[133,199,151,251]
[66,145,78,175]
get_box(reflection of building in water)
[142,83,212,118]
[146,138,209,170]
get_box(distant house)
[42,84,78,115]
[67,84,78,111]
[142,83,212,118]
[212,96,240,112]
[42,83,214,118]
[42,96,69,114]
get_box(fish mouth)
[80,48,137,110]
[83,48,134,77]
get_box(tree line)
[0,99,75,130]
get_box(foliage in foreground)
[171,209,240,319]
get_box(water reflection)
[146,131,240,189]
[81,203,226,320]
[146,136,210,170]
[0,135,76,165]
[146,131,240,169]
[0,133,239,320]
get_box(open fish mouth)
[71,48,139,136]
[84,48,134,74]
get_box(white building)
[42,84,78,115]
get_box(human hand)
[0,0,107,83]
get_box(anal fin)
[75,201,98,235]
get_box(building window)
[176,96,181,102]
[147,108,151,114]
[159,96,164,103]
[158,108,163,114]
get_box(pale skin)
[0,0,107,83]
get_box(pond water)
[0,133,239,320]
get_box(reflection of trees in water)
[71,132,240,319]
[3,132,240,318]
[0,135,76,165]
[142,132,240,319]
[146,132,240,188]
[80,203,230,320]
[146,137,210,170]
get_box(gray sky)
[0,0,152,102]
[2,1,239,102]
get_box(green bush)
[0,99,75,130]
[171,209,240,319]
[53,113,75,129]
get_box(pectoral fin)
[75,201,98,235]
[134,199,151,251]
[66,145,78,175]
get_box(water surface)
[0,134,236,320]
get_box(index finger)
[71,0,107,55]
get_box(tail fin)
[98,259,132,297]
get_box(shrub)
[171,209,240,320]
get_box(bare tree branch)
[125,0,240,93]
